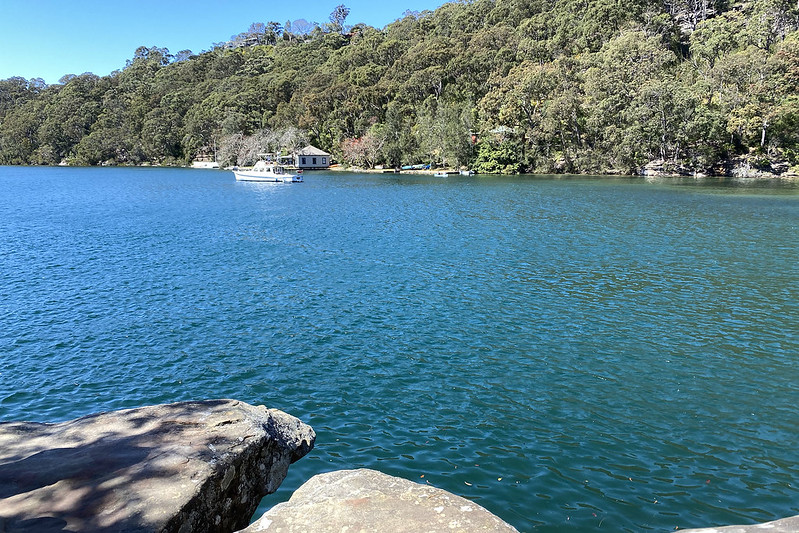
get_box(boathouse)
[294,145,331,169]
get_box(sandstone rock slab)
[0,399,315,532]
[240,468,518,532]
[680,515,799,533]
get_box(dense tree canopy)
[1,0,798,174]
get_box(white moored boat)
[233,161,303,183]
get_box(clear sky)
[0,0,446,85]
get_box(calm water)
[1,166,797,532]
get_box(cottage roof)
[296,145,330,156]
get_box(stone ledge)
[240,468,519,532]
[0,400,315,532]
[680,515,799,532]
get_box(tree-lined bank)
[1,0,798,175]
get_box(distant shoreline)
[4,161,797,180]
[323,164,799,180]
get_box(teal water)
[1,166,797,531]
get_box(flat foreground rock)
[0,399,315,532]
[680,515,799,533]
[241,468,518,532]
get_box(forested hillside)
[1,0,798,175]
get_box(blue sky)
[0,0,446,84]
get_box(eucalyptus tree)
[329,4,351,33]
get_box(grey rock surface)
[0,399,315,532]
[240,468,519,532]
[680,515,799,532]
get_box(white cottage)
[294,145,331,169]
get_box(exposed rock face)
[240,468,519,532]
[641,159,705,177]
[0,400,315,533]
[680,516,799,533]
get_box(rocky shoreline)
[0,400,795,532]
[641,155,799,180]
[331,159,799,180]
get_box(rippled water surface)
[1,166,797,531]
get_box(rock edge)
[0,399,315,533]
